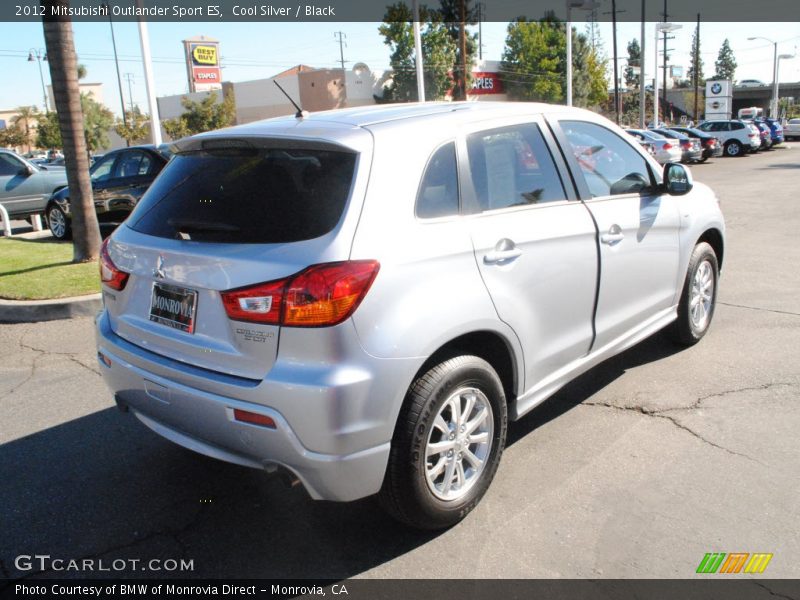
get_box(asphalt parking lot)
[1,144,798,581]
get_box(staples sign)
[471,72,503,95]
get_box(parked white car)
[625,129,683,164]
[696,120,760,156]
[784,118,800,141]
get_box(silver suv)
[96,103,725,529]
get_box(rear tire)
[724,140,742,157]
[670,242,719,346]
[46,204,71,241]
[379,355,507,530]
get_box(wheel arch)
[412,330,520,408]
[697,228,724,271]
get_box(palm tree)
[11,106,40,154]
[41,0,101,262]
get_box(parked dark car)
[650,128,704,163]
[46,145,169,240]
[758,118,784,145]
[0,149,67,220]
[667,126,724,161]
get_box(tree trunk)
[41,0,101,263]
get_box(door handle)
[484,238,522,264]
[600,225,624,245]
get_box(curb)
[0,293,102,323]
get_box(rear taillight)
[662,142,673,150]
[100,238,129,291]
[221,261,380,327]
[703,138,715,146]
[680,140,691,149]
[220,279,285,324]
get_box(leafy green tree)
[712,38,737,81]
[115,106,150,145]
[81,94,114,153]
[501,16,565,102]
[687,25,704,86]
[163,89,236,140]
[0,126,26,149]
[501,14,606,107]
[11,106,40,154]
[35,110,62,149]
[623,39,641,90]
[378,3,457,102]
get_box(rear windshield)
[127,146,356,243]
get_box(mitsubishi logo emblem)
[153,255,166,279]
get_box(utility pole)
[694,13,700,123]
[477,2,483,61]
[457,0,468,101]
[612,0,619,123]
[334,31,347,71]
[124,73,135,113]
[412,0,425,101]
[639,0,646,129]
[662,0,668,123]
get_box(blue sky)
[1,19,798,115]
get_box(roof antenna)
[273,80,308,119]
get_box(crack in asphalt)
[657,382,796,414]
[1,344,45,399]
[751,581,799,600]
[718,301,800,318]
[582,400,765,465]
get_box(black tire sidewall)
[676,242,719,344]
[386,356,507,529]
[47,205,69,240]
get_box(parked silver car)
[624,129,683,164]
[96,103,725,529]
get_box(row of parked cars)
[625,117,787,164]
[0,145,170,240]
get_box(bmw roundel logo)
[711,83,722,95]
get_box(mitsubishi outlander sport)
[96,102,725,529]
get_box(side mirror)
[20,165,35,177]
[663,162,693,196]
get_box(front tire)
[46,204,71,241]
[671,242,719,346]
[379,355,507,529]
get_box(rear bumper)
[96,311,418,502]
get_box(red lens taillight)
[220,261,380,327]
[100,238,129,291]
[662,142,673,150]
[704,138,715,146]
[680,140,691,149]
[233,409,276,428]
[220,279,285,324]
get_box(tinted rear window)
[128,147,356,243]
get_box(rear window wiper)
[167,218,241,234]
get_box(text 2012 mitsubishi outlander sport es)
[96,102,725,529]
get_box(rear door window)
[466,123,567,211]
[128,146,356,244]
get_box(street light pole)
[412,0,425,102]
[776,53,796,119]
[27,49,49,113]
[748,37,779,118]
[654,22,682,126]
[566,0,599,107]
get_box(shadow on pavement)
[0,332,684,581]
